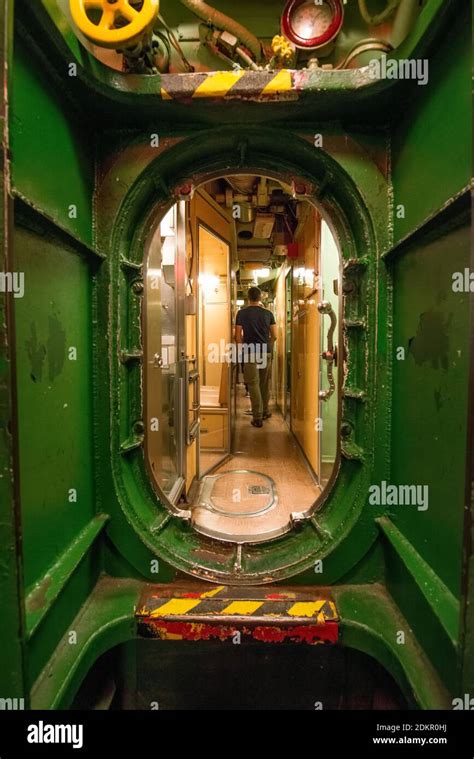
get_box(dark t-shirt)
[235,305,275,348]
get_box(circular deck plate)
[200,470,277,518]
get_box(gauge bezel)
[282,0,344,50]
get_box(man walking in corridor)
[234,286,277,428]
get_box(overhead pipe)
[391,0,421,47]
[178,0,263,62]
[358,0,400,26]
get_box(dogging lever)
[318,301,338,402]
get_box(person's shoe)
[251,419,263,428]
[263,412,272,420]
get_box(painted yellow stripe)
[261,69,292,95]
[149,598,202,617]
[158,630,184,640]
[287,601,326,618]
[200,585,225,599]
[318,601,338,621]
[193,71,245,98]
[221,601,264,615]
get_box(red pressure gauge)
[282,0,344,50]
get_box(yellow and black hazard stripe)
[136,585,339,643]
[160,69,295,101]
[138,594,338,622]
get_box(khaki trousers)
[243,354,272,420]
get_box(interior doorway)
[284,269,292,424]
[197,224,231,477]
[144,173,342,542]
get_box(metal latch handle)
[318,301,337,402]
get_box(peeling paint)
[26,323,46,383]
[409,310,451,371]
[140,618,339,644]
[26,576,52,614]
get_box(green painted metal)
[460,280,474,696]
[334,584,451,710]
[12,216,104,689]
[92,126,390,584]
[30,577,142,709]
[17,0,459,129]
[0,0,470,711]
[25,514,109,639]
[385,219,469,693]
[389,223,469,596]
[29,577,449,710]
[13,197,105,263]
[378,517,459,645]
[382,3,471,696]
[378,516,461,693]
[0,0,28,706]
[10,32,95,246]
[13,223,97,589]
[391,2,471,244]
[7,21,104,690]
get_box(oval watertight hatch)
[143,174,342,545]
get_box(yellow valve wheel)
[69,0,160,49]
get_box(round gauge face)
[292,2,333,40]
[282,0,344,50]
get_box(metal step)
[136,584,339,644]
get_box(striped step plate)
[136,584,339,644]
[160,70,294,101]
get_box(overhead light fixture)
[296,267,315,287]
[253,213,275,239]
[254,268,271,279]
[236,299,245,306]
[305,268,315,287]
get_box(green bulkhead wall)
[386,2,471,695]
[2,0,470,708]
[11,34,94,246]
[10,30,105,690]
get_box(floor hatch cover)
[197,470,277,517]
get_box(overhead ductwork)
[226,176,258,195]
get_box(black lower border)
[0,710,472,756]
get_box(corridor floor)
[192,386,321,542]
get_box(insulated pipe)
[178,0,263,62]
[391,0,421,47]
[358,0,400,26]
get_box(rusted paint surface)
[140,619,339,644]
[159,70,296,102]
[252,623,338,644]
[136,582,339,644]
[265,592,295,600]
[26,575,52,614]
